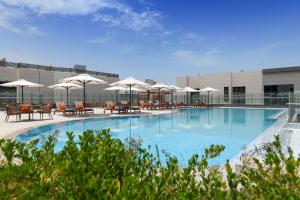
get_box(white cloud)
[172,48,220,67]
[0,3,42,35]
[1,0,111,15]
[0,0,162,33]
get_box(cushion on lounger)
[59,103,66,111]
[20,104,30,113]
[77,103,84,110]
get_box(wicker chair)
[37,105,53,120]
[5,106,21,122]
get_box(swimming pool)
[17,108,280,166]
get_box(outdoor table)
[20,104,34,120]
[115,106,127,114]
[64,108,76,115]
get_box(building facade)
[176,66,300,106]
[0,59,119,105]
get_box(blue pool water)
[17,108,280,166]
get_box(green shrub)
[0,129,299,199]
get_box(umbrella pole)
[83,82,86,110]
[159,88,161,106]
[21,86,24,104]
[116,90,118,103]
[171,90,174,106]
[67,87,69,108]
[129,85,132,111]
[186,91,188,106]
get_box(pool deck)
[0,108,174,139]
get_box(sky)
[1,0,300,84]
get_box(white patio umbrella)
[104,86,128,103]
[149,83,170,104]
[199,87,220,105]
[110,77,148,109]
[163,85,182,104]
[48,82,82,107]
[61,74,107,106]
[0,79,43,103]
[179,87,198,105]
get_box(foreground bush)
[0,129,299,199]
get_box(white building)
[176,66,300,106]
[0,59,119,105]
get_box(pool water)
[17,108,280,166]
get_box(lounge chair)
[194,101,205,107]
[139,100,148,109]
[165,102,173,109]
[5,106,21,122]
[121,100,140,113]
[54,102,66,115]
[176,101,186,108]
[153,100,161,109]
[147,100,156,110]
[104,101,115,114]
[74,101,94,114]
[37,104,53,120]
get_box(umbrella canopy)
[104,86,129,103]
[61,74,107,106]
[62,74,107,85]
[104,86,128,91]
[48,82,82,90]
[199,87,219,106]
[149,83,170,104]
[48,83,82,106]
[105,85,145,103]
[149,83,170,90]
[178,87,198,105]
[0,79,43,87]
[0,79,43,103]
[180,87,198,92]
[162,85,182,105]
[168,85,182,91]
[110,77,148,87]
[199,87,219,92]
[110,77,148,109]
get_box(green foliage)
[0,131,299,199]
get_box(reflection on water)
[17,108,280,166]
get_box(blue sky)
[1,0,300,83]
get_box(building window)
[264,84,293,106]
[224,87,229,102]
[232,86,246,105]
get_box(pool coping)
[230,109,288,164]
[3,110,178,140]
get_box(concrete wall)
[0,67,17,81]
[263,71,300,92]
[0,66,119,104]
[176,70,264,105]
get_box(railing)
[0,61,119,78]
[287,94,300,122]
[0,93,292,107]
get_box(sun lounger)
[104,101,115,113]
[139,100,148,109]
[74,101,94,114]
[194,101,205,107]
[54,102,66,115]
